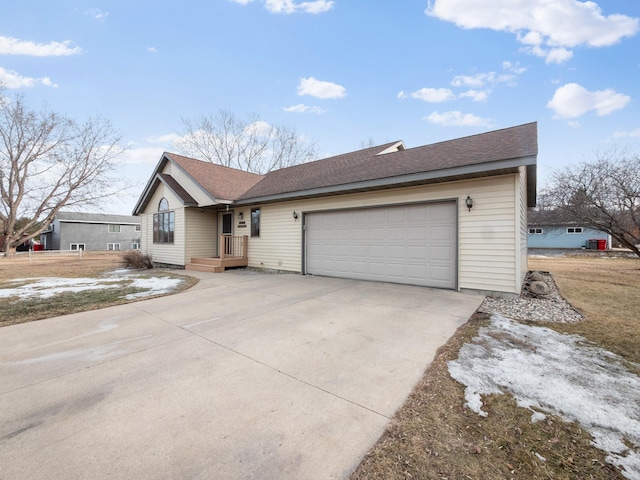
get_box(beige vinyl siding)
[517,166,529,288]
[247,174,520,294]
[458,177,516,292]
[139,182,186,266]
[161,161,215,206]
[185,208,218,261]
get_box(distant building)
[41,212,141,251]
[528,210,610,249]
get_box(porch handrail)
[220,235,248,260]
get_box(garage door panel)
[305,202,456,289]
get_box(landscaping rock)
[529,271,546,282]
[529,281,551,296]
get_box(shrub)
[121,250,153,269]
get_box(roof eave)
[235,155,537,206]
[132,154,171,215]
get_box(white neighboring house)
[41,212,141,251]
[133,123,538,297]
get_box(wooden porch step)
[185,263,224,273]
[186,256,248,273]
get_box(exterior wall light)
[465,195,474,212]
[292,211,298,220]
[238,212,243,220]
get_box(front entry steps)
[186,257,248,273]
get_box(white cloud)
[231,0,334,14]
[85,8,109,21]
[459,89,489,102]
[502,61,526,75]
[426,0,639,64]
[451,71,516,88]
[397,87,455,103]
[425,110,493,127]
[547,83,631,119]
[612,128,640,139]
[568,120,581,128]
[283,103,326,113]
[120,146,167,165]
[297,76,346,99]
[0,67,58,89]
[147,47,158,53]
[0,35,81,56]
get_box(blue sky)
[1,0,639,214]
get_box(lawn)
[0,252,198,327]
[352,254,639,480]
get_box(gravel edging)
[479,271,584,323]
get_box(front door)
[219,212,233,256]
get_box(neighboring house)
[41,212,141,251]
[528,210,610,249]
[133,122,538,296]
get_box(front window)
[567,227,583,234]
[153,197,174,244]
[153,211,175,243]
[135,225,141,232]
[529,228,543,234]
[107,243,120,251]
[251,208,260,237]
[131,243,141,250]
[108,224,121,233]
[70,243,85,251]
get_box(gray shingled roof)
[238,123,537,201]
[133,122,537,214]
[158,173,198,206]
[166,153,264,201]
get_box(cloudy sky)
[1,1,639,214]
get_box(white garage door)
[305,202,457,289]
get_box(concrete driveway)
[0,271,483,479]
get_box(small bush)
[121,250,153,269]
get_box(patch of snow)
[123,276,183,299]
[0,273,185,301]
[448,314,640,479]
[1,277,111,299]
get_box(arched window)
[153,198,174,244]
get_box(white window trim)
[70,243,86,251]
[135,225,141,232]
[567,227,583,234]
[108,224,121,233]
[529,228,543,234]
[107,243,121,251]
[131,243,140,250]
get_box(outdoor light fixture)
[238,212,243,220]
[292,211,298,220]
[465,195,474,212]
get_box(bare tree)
[545,148,640,257]
[0,90,125,255]
[175,110,316,174]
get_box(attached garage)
[304,201,457,289]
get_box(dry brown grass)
[529,255,640,366]
[0,252,197,327]
[0,251,123,279]
[352,255,639,479]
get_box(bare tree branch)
[544,147,640,257]
[174,110,316,174]
[0,90,126,255]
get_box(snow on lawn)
[448,314,640,479]
[0,271,185,300]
